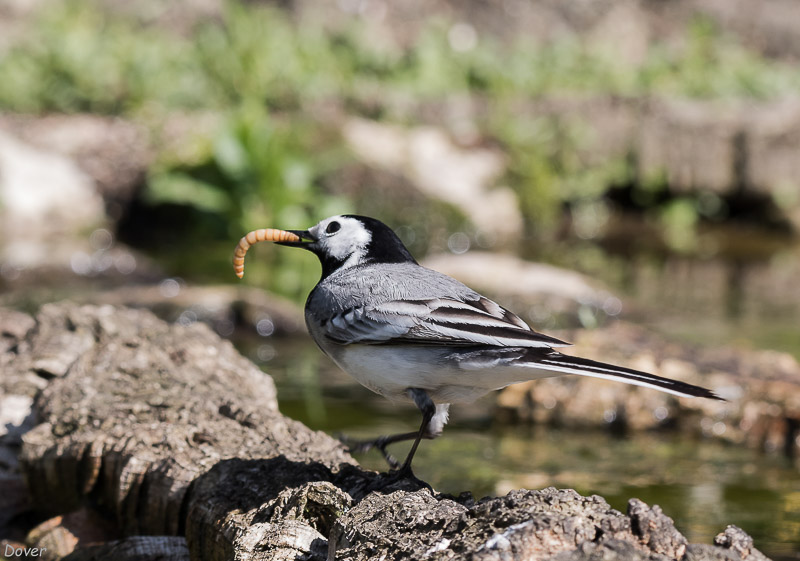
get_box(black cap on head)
[344,215,417,266]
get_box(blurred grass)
[1,1,797,294]
[3,4,797,114]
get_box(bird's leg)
[396,388,435,478]
[339,388,439,476]
[340,431,421,469]
[340,429,438,469]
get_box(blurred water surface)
[236,334,800,561]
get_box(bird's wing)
[321,297,571,348]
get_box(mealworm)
[233,228,301,279]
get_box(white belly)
[319,342,555,404]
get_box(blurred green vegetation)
[3,4,798,114]
[1,0,797,293]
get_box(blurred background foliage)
[1,0,798,318]
[2,0,799,270]
[4,1,799,115]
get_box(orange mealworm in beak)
[233,228,301,279]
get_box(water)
[238,336,800,561]
[540,227,800,359]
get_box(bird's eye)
[325,221,341,234]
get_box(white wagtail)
[234,215,722,478]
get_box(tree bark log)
[3,303,771,561]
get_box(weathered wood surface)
[61,536,190,561]
[2,302,772,560]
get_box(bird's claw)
[338,434,401,469]
[383,465,433,492]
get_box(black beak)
[276,229,316,248]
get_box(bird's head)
[234,215,417,280]
[286,215,417,278]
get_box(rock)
[639,99,743,194]
[628,499,687,559]
[12,302,353,556]
[0,308,41,398]
[0,308,35,354]
[24,508,119,561]
[88,283,306,337]
[0,130,106,270]
[0,308,40,543]
[61,536,190,561]
[342,118,522,241]
[1,276,305,342]
[18,303,98,379]
[187,463,354,561]
[0,114,149,217]
[0,394,35,451]
[330,487,724,560]
[8,302,771,560]
[714,525,771,561]
[684,543,743,561]
[0,115,157,284]
[637,96,800,207]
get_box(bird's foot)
[337,434,401,469]
[381,465,433,492]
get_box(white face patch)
[309,216,372,270]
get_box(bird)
[233,215,722,480]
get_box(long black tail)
[522,349,724,400]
